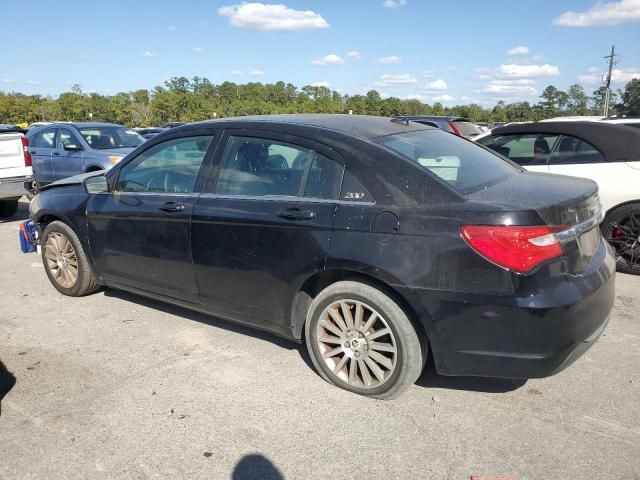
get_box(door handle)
[276,208,316,221]
[159,202,185,213]
[30,150,37,154]
[53,151,60,156]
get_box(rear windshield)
[379,129,519,193]
[453,120,483,137]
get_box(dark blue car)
[394,116,483,139]
[27,122,144,186]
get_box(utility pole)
[603,45,617,117]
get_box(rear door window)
[453,120,483,138]
[380,129,518,193]
[214,136,343,200]
[32,128,56,149]
[548,135,605,165]
[479,134,559,166]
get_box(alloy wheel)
[607,213,640,271]
[44,232,79,288]
[315,299,398,389]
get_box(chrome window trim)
[198,192,375,206]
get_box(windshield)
[379,129,519,193]
[79,126,144,150]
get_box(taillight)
[460,225,566,274]
[447,120,462,136]
[22,137,32,167]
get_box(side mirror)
[63,143,82,151]
[83,174,109,194]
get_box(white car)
[477,121,640,275]
[0,126,33,217]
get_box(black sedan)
[29,115,615,399]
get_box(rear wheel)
[602,203,640,275]
[41,221,99,296]
[0,199,19,218]
[305,281,425,399]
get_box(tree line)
[1,76,638,127]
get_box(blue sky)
[1,0,639,105]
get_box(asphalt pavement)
[1,201,638,480]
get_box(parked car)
[27,122,144,186]
[137,127,168,140]
[29,115,614,399]
[394,116,483,139]
[0,130,33,216]
[162,122,187,129]
[477,121,640,275]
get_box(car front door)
[29,127,57,185]
[191,131,344,334]
[51,127,84,181]
[87,132,216,303]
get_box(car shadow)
[103,289,525,395]
[0,200,30,224]
[415,351,526,393]
[103,289,311,365]
[0,360,17,416]
[231,454,284,480]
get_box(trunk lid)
[466,171,602,274]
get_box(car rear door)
[29,127,57,184]
[51,126,84,181]
[191,130,344,334]
[87,131,216,303]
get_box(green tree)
[617,78,640,116]
[566,84,589,115]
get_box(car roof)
[191,114,435,141]
[491,121,640,161]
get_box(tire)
[41,221,99,296]
[0,199,19,218]
[305,281,426,400]
[601,203,640,275]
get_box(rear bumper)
[0,176,32,199]
[400,238,616,379]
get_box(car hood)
[39,171,105,192]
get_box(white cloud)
[473,67,493,80]
[26,80,41,85]
[142,51,156,57]
[587,66,600,73]
[507,46,530,55]
[311,54,344,66]
[433,94,454,102]
[382,0,407,7]
[424,79,447,91]
[404,94,426,101]
[345,50,361,60]
[490,79,536,86]
[553,0,640,26]
[193,47,204,53]
[168,25,176,31]
[310,81,330,88]
[218,3,329,31]
[231,70,243,75]
[375,55,401,64]
[495,63,560,78]
[2,78,15,83]
[249,69,265,76]
[479,82,539,96]
[373,74,418,87]
[579,67,640,85]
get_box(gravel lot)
[1,201,639,480]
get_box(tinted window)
[31,129,55,148]
[304,153,343,200]
[116,135,213,193]
[56,128,82,149]
[480,134,559,166]
[549,135,605,165]
[79,126,144,149]
[380,129,518,193]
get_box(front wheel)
[305,281,425,400]
[41,221,99,296]
[602,203,640,275]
